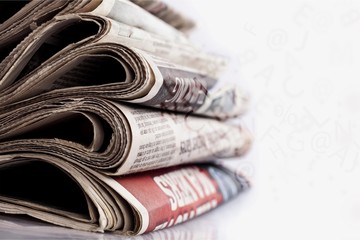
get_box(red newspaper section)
[115,164,246,233]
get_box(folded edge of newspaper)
[0,154,250,235]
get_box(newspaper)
[0,0,188,52]
[0,3,248,119]
[0,0,252,235]
[0,154,249,235]
[0,94,251,234]
[0,95,251,175]
[129,0,195,32]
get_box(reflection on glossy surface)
[0,211,218,240]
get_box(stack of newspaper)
[0,0,252,236]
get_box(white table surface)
[1,0,360,239]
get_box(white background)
[168,0,360,239]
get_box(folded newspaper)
[0,0,191,54]
[0,155,249,235]
[0,94,251,175]
[0,0,252,236]
[0,0,248,119]
[129,0,195,32]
